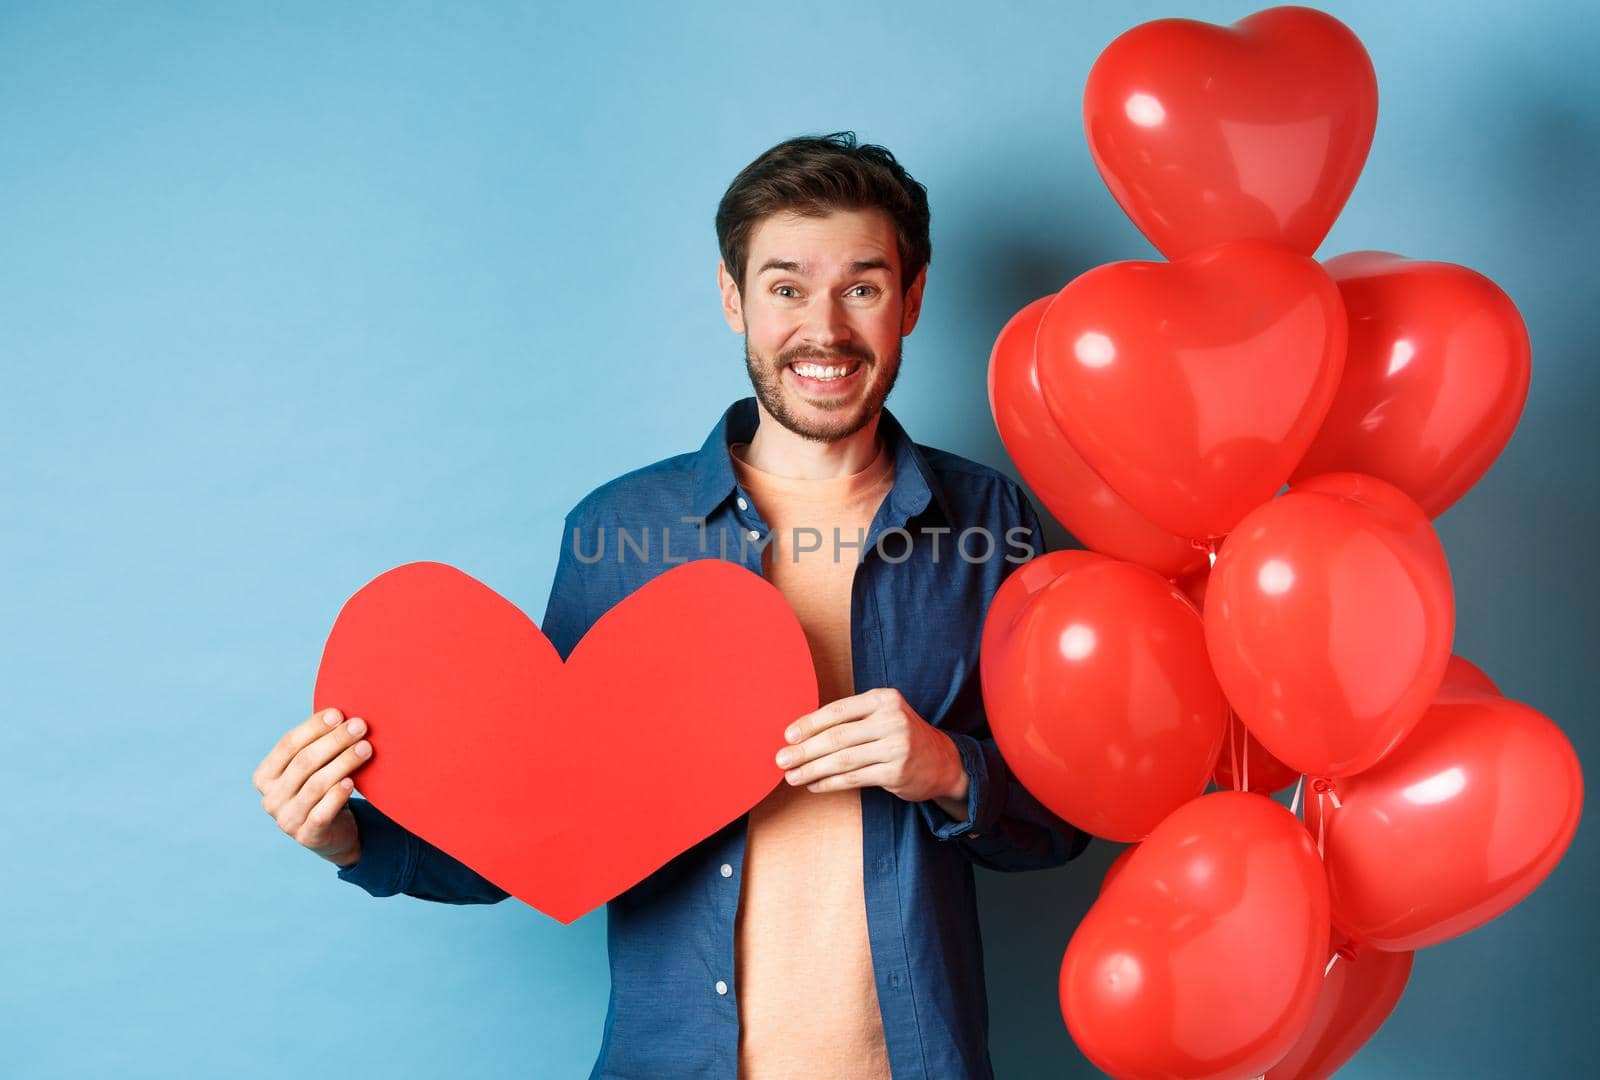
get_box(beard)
[743,336,903,444]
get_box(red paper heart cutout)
[313,559,817,924]
[1036,240,1346,541]
[1084,6,1377,259]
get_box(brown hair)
[715,131,931,295]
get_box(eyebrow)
[755,257,895,276]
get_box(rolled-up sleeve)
[336,797,510,904]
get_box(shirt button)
[736,496,749,511]
[719,863,733,878]
[747,529,760,541]
[715,980,729,996]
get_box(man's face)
[719,208,926,443]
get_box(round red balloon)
[988,296,1207,579]
[981,550,1227,841]
[1206,472,1455,777]
[1062,792,1330,1080]
[1265,934,1413,1080]
[1293,252,1532,518]
[1036,240,1346,542]
[1307,693,1583,951]
[1084,6,1377,259]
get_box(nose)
[800,294,853,350]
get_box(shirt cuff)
[335,797,415,897]
[917,730,999,841]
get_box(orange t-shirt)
[729,435,896,1080]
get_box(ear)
[717,261,746,334]
[900,265,928,337]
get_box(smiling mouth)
[786,358,864,382]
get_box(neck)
[743,400,884,479]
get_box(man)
[254,132,1090,1078]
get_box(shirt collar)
[690,396,951,526]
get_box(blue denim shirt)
[335,396,1091,1078]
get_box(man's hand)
[774,688,971,821]
[253,707,374,867]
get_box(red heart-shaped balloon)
[1084,6,1377,259]
[1036,240,1346,541]
[987,295,1207,578]
[314,560,817,924]
[1205,472,1455,778]
[1096,843,1140,898]
[1439,653,1501,701]
[981,549,1228,842]
[1292,252,1532,518]
[1306,693,1583,951]
[1061,792,1330,1080]
[1264,934,1413,1080]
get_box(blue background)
[3,2,1594,1076]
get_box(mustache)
[779,344,873,367]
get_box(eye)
[773,285,801,299]
[847,285,879,298]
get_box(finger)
[281,740,373,830]
[254,708,345,792]
[784,736,897,788]
[300,775,357,843]
[779,711,888,772]
[805,762,897,794]
[272,716,370,805]
[784,688,890,745]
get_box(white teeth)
[793,362,856,380]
